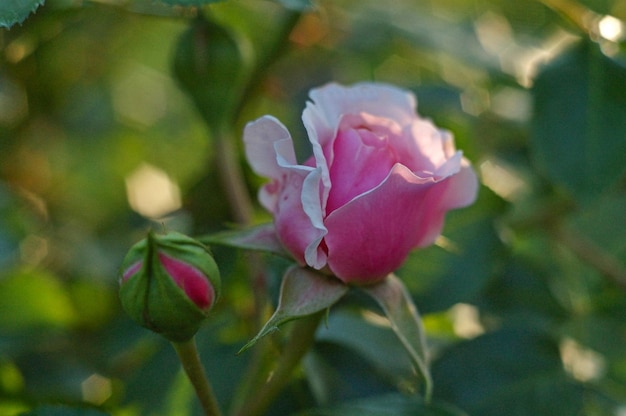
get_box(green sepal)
[119,231,221,342]
[238,266,348,354]
[199,223,289,258]
[361,274,433,401]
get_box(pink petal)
[244,116,295,178]
[302,103,332,214]
[326,127,397,213]
[302,83,418,215]
[399,120,454,173]
[244,116,328,268]
[158,253,214,310]
[244,116,297,212]
[323,163,467,283]
[122,260,143,282]
[438,158,479,210]
[272,168,328,268]
[305,83,417,146]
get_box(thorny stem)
[173,337,223,416]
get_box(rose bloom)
[244,82,478,284]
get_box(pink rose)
[244,82,478,284]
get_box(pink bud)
[119,231,221,342]
[158,253,215,310]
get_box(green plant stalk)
[233,9,303,119]
[208,10,305,414]
[212,124,270,329]
[552,225,626,291]
[206,7,304,225]
[212,125,253,225]
[233,312,323,416]
[173,337,223,416]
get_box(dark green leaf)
[316,310,417,386]
[561,314,626,360]
[0,183,41,270]
[20,404,110,415]
[568,193,626,256]
[361,275,432,400]
[478,260,568,322]
[398,186,506,313]
[432,327,581,415]
[297,393,467,416]
[0,0,44,28]
[238,266,348,353]
[121,336,180,414]
[305,343,401,405]
[159,0,224,6]
[531,39,626,199]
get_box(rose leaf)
[0,0,44,28]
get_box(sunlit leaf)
[0,269,76,331]
[361,275,433,401]
[238,266,348,353]
[0,0,44,28]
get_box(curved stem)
[173,337,223,416]
[233,312,323,416]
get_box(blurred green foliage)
[1,0,626,415]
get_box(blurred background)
[1,0,626,415]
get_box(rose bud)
[244,82,478,285]
[119,231,221,342]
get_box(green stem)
[213,126,253,225]
[173,337,223,416]
[233,312,323,416]
[233,9,303,119]
[552,225,626,291]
